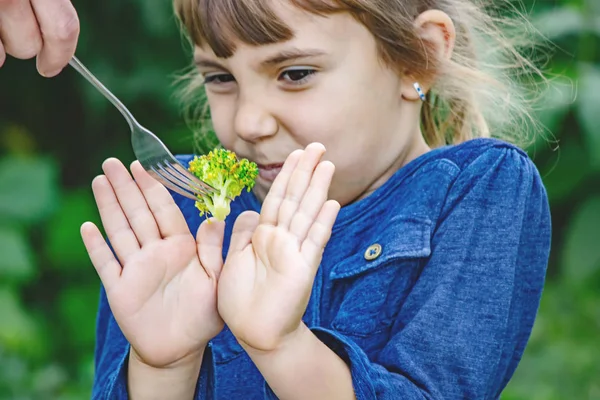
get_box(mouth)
[256,163,284,182]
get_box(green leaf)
[532,6,584,39]
[0,349,29,398]
[504,282,600,399]
[0,156,59,224]
[561,196,600,285]
[0,226,35,283]
[31,363,68,396]
[575,65,600,171]
[539,142,590,204]
[137,0,175,36]
[45,189,99,269]
[0,287,41,357]
[57,286,100,351]
[534,76,575,138]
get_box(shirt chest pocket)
[328,217,432,338]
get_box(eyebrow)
[194,57,226,70]
[260,48,327,67]
[194,48,328,70]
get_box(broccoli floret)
[188,148,259,221]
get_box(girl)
[81,0,552,399]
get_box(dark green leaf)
[0,156,59,224]
[575,65,600,171]
[57,286,100,350]
[45,189,100,269]
[0,287,41,356]
[561,196,600,284]
[539,142,590,203]
[0,226,35,283]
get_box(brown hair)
[173,0,548,149]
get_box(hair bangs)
[174,0,346,58]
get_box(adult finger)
[0,39,5,67]
[31,0,79,76]
[102,158,162,245]
[0,0,43,60]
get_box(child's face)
[194,2,429,205]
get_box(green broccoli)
[188,148,259,221]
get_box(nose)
[234,93,278,142]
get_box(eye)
[203,73,235,85]
[279,68,316,85]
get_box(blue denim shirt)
[92,138,551,399]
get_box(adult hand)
[0,0,79,76]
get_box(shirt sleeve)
[91,285,130,399]
[300,146,551,399]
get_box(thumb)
[229,211,260,253]
[196,217,225,280]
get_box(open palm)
[218,143,340,352]
[81,159,224,368]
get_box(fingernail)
[37,58,63,77]
[40,68,63,78]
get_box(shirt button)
[364,243,382,260]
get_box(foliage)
[0,0,598,398]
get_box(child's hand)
[217,143,340,352]
[81,159,225,368]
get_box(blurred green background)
[0,0,599,399]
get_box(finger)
[0,0,43,60]
[258,149,302,226]
[0,39,5,67]
[229,211,260,253]
[102,159,161,245]
[289,160,335,243]
[129,160,192,238]
[196,218,225,280]
[301,200,340,268]
[92,174,140,264]
[31,0,79,76]
[277,143,326,229]
[81,221,121,291]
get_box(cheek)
[309,76,392,138]
[282,88,370,143]
[298,100,373,150]
[207,99,236,148]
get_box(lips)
[257,163,284,182]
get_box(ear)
[401,9,456,101]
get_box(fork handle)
[69,56,138,131]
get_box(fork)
[68,56,216,203]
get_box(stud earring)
[413,82,427,101]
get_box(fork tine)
[153,164,211,197]
[167,162,218,193]
[155,161,214,197]
[166,161,237,201]
[148,168,203,203]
